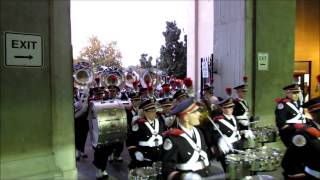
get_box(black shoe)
[114,156,123,162]
[81,154,88,158]
[76,156,80,161]
[96,175,108,180]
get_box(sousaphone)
[73,59,94,89]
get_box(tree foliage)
[77,36,123,69]
[158,21,187,78]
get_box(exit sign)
[257,52,269,71]
[4,32,43,67]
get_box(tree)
[77,36,123,69]
[158,21,187,78]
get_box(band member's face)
[237,90,246,99]
[222,106,234,115]
[185,106,200,126]
[109,89,118,98]
[95,93,104,100]
[162,105,173,113]
[205,90,213,97]
[144,108,157,120]
[131,99,141,108]
[287,91,300,101]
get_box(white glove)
[134,151,144,161]
[218,138,232,154]
[244,130,255,139]
[182,172,202,180]
[239,120,249,126]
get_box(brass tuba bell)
[124,68,140,88]
[140,68,160,88]
[73,60,94,89]
[101,67,125,89]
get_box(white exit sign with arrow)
[4,32,43,67]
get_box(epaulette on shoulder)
[162,128,184,137]
[134,118,147,124]
[213,115,224,121]
[274,97,291,103]
[234,98,240,102]
[282,98,291,103]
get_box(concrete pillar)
[252,0,296,125]
[0,0,76,179]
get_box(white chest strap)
[176,129,209,171]
[236,101,250,120]
[286,102,306,124]
[219,118,241,144]
[138,119,163,147]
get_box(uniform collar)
[179,124,194,138]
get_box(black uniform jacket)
[282,124,320,177]
[275,98,305,146]
[129,117,167,167]
[126,107,138,147]
[162,127,217,180]
[233,98,249,130]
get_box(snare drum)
[129,162,161,180]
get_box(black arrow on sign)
[14,55,33,60]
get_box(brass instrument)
[124,68,140,88]
[101,67,125,89]
[140,68,160,88]
[73,60,94,89]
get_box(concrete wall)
[213,0,246,98]
[253,0,296,125]
[0,0,76,179]
[295,0,320,98]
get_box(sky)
[71,0,190,67]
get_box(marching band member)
[183,77,194,97]
[157,97,177,128]
[233,84,251,130]
[162,98,220,180]
[126,91,142,169]
[106,85,124,162]
[128,98,167,169]
[200,84,220,117]
[281,96,320,180]
[275,83,307,179]
[87,86,110,179]
[74,87,89,161]
[203,98,254,171]
[172,89,188,106]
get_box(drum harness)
[176,128,209,171]
[285,102,306,124]
[215,116,241,144]
[138,119,163,147]
[207,116,244,154]
[235,100,250,121]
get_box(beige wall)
[295,0,320,98]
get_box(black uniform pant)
[112,142,124,158]
[74,113,89,152]
[282,148,305,177]
[93,145,113,171]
